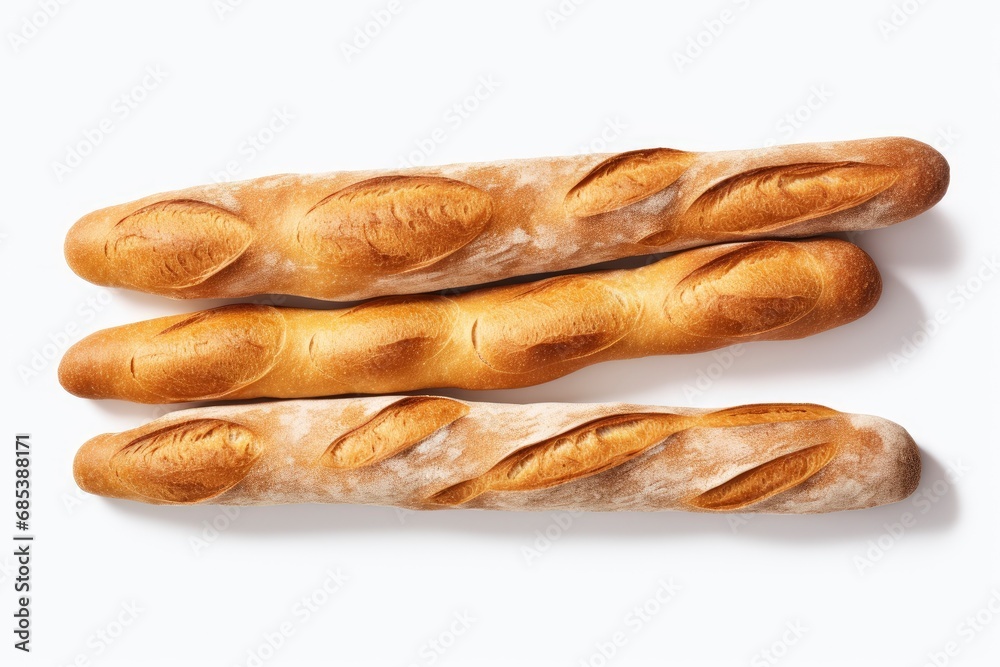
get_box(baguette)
[63,137,947,301]
[72,397,920,512]
[59,238,881,403]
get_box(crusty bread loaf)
[72,397,920,512]
[63,137,947,301]
[59,238,881,403]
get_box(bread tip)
[876,416,922,504]
[805,237,882,321]
[58,334,108,399]
[916,135,950,181]
[852,244,883,317]
[851,413,922,504]
[891,136,951,213]
[72,433,111,495]
[892,420,922,500]
[64,208,108,285]
[63,222,85,280]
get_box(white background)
[1,1,998,665]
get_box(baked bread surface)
[73,398,921,512]
[64,137,947,300]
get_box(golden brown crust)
[129,304,287,400]
[688,442,838,510]
[679,162,899,235]
[107,419,262,503]
[104,200,252,290]
[306,296,457,391]
[63,137,948,300]
[471,275,640,373]
[564,148,696,217]
[71,398,920,513]
[427,414,684,505]
[665,241,824,337]
[320,397,469,469]
[296,175,494,271]
[58,238,881,403]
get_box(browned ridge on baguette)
[64,137,948,301]
[71,398,921,512]
[58,238,881,403]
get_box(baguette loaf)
[72,397,920,512]
[63,137,947,301]
[59,238,881,403]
